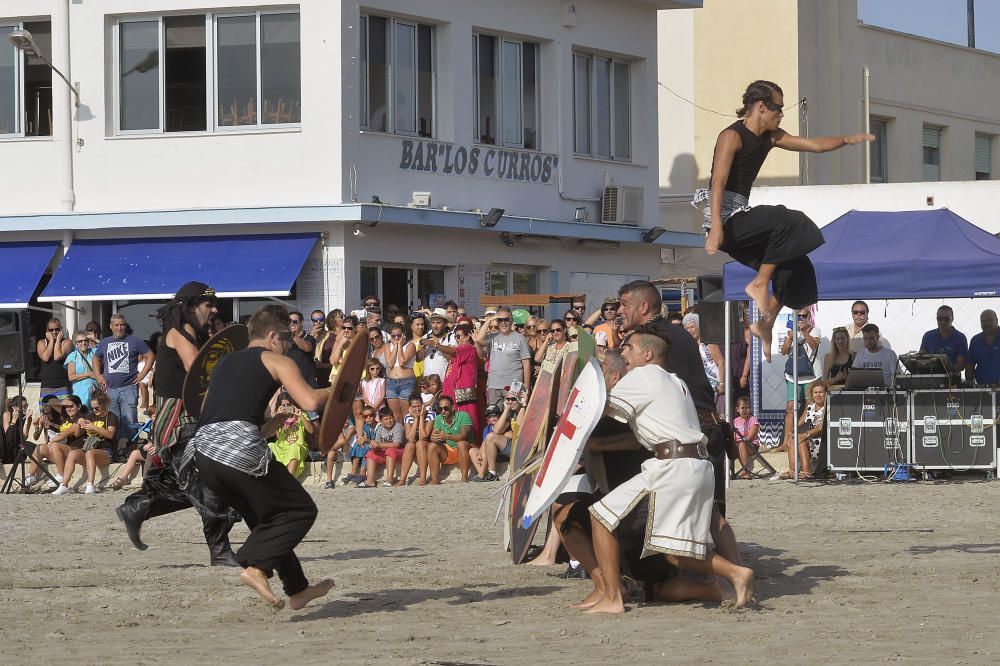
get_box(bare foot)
[732,566,755,609]
[583,597,625,615]
[528,557,557,567]
[569,586,604,609]
[749,318,774,362]
[744,282,772,321]
[240,567,284,609]
[417,480,426,487]
[289,578,335,610]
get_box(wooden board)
[182,324,249,420]
[555,343,579,418]
[317,327,369,455]
[509,354,563,564]
[522,358,606,528]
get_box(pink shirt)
[733,415,760,447]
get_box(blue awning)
[0,240,60,308]
[39,233,318,301]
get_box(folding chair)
[732,430,777,479]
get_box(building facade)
[1,0,703,352]
[657,0,1000,235]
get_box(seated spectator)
[920,305,967,373]
[851,323,899,386]
[847,301,891,353]
[358,406,406,487]
[823,326,854,386]
[396,394,435,486]
[345,407,378,485]
[323,416,355,489]
[2,396,32,464]
[779,381,827,480]
[966,309,1000,385]
[108,438,151,490]
[49,395,88,495]
[427,395,474,483]
[731,397,760,478]
[64,331,98,408]
[264,393,312,480]
[73,392,119,494]
[25,396,64,488]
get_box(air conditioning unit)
[601,185,643,225]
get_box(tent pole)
[792,314,799,482]
[724,300,732,490]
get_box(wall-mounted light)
[641,226,666,243]
[500,231,514,247]
[481,207,505,228]
[574,206,589,223]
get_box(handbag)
[454,386,477,404]
[784,336,818,379]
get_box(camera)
[353,226,365,238]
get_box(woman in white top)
[779,380,827,479]
[383,322,417,422]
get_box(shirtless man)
[181,305,334,609]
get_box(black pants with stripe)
[195,452,317,596]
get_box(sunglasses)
[572,305,585,310]
[362,413,376,419]
[391,333,403,339]
[365,302,379,307]
[762,99,783,112]
[61,403,75,408]
[48,328,61,332]
[289,319,301,324]
[536,328,549,334]
[852,310,867,316]
[438,404,452,411]
[495,317,511,323]
[551,328,564,333]
[796,314,808,320]
[602,306,617,311]
[342,326,355,331]
[311,316,325,322]
[74,339,87,345]
[565,317,579,323]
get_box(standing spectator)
[477,308,531,405]
[682,313,726,412]
[408,312,428,379]
[534,320,569,365]
[442,323,481,440]
[383,323,417,422]
[526,319,546,359]
[363,294,381,315]
[851,323,899,386]
[779,307,820,450]
[84,320,103,342]
[93,314,154,445]
[846,300,891,353]
[823,326,854,386]
[209,315,228,335]
[286,311,317,388]
[563,309,582,336]
[37,317,73,403]
[586,297,623,349]
[569,298,586,319]
[359,359,387,416]
[326,315,357,384]
[919,305,968,373]
[444,300,459,322]
[64,330,99,407]
[396,394,435,486]
[421,308,457,381]
[965,309,1000,385]
[314,309,344,388]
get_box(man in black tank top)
[116,282,240,567]
[188,304,334,610]
[701,80,874,360]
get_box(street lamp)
[8,28,80,108]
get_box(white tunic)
[590,364,714,559]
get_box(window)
[115,11,300,134]
[0,20,52,137]
[360,14,434,137]
[922,125,941,181]
[573,52,630,160]
[474,34,539,149]
[869,117,888,183]
[975,133,993,180]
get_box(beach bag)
[784,339,817,379]
[454,386,477,404]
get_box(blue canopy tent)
[722,209,1000,301]
[720,209,1000,480]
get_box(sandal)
[777,471,793,480]
[738,471,752,480]
[110,477,129,490]
[356,481,375,488]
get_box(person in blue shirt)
[966,309,1000,385]
[919,305,968,373]
[93,314,155,444]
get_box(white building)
[0,0,704,356]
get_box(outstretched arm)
[773,129,874,153]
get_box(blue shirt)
[95,334,150,389]
[919,328,968,366]
[64,348,98,405]
[967,332,1000,385]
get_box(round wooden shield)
[317,326,368,454]
[182,324,250,420]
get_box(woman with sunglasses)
[64,330,99,408]
[778,307,821,453]
[326,315,358,383]
[68,391,120,494]
[37,317,73,405]
[408,312,428,379]
[698,80,872,359]
[442,324,481,447]
[534,321,568,365]
[383,323,418,422]
[47,395,87,495]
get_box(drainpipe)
[55,0,76,212]
[862,66,871,184]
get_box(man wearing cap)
[421,308,457,380]
[587,297,623,350]
[116,281,239,567]
[476,307,531,406]
[478,391,524,482]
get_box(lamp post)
[8,29,80,108]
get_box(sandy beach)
[2,477,999,665]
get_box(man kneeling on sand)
[576,328,753,613]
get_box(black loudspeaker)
[0,310,30,374]
[696,275,742,344]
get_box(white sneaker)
[23,474,36,486]
[84,483,96,495]
[55,473,63,483]
[52,484,71,496]
[45,479,58,490]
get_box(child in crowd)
[731,397,760,479]
[358,406,406,487]
[324,415,355,489]
[360,359,387,414]
[345,407,377,485]
[396,394,435,486]
[265,393,313,480]
[421,374,442,411]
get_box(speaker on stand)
[696,274,744,345]
[0,310,30,375]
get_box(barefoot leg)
[240,566,284,609]
[744,264,777,320]
[288,578,335,610]
[582,516,625,615]
[667,553,755,609]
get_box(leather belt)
[654,441,707,461]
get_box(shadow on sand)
[298,546,424,562]
[740,542,848,600]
